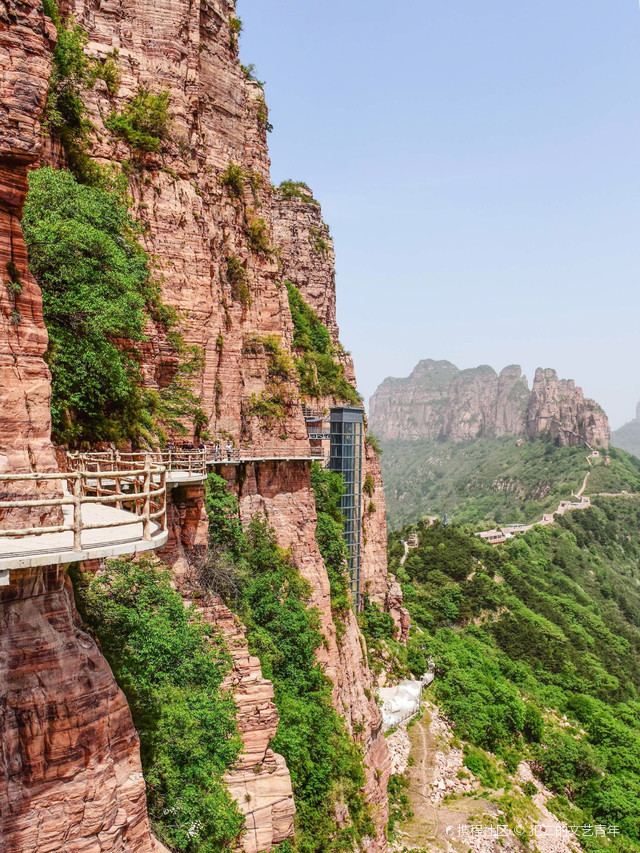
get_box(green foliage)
[203,478,374,850]
[380,436,640,529]
[23,167,152,443]
[387,774,413,838]
[87,49,120,95]
[255,97,273,134]
[310,462,351,627]
[229,15,242,51]
[309,227,329,254]
[151,344,209,441]
[243,335,294,424]
[358,598,395,641]
[241,63,265,87]
[363,474,375,497]
[246,217,271,254]
[226,255,251,305]
[278,180,319,204]
[106,88,171,153]
[42,2,122,184]
[5,259,23,323]
[285,281,361,404]
[365,434,382,456]
[219,163,245,199]
[71,557,244,851]
[391,500,640,850]
[43,5,89,138]
[23,167,196,444]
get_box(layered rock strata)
[0,566,158,853]
[526,368,610,448]
[0,0,60,523]
[371,360,609,448]
[189,594,296,853]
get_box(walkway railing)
[70,448,208,479]
[0,456,167,551]
[205,445,325,464]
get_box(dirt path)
[392,708,498,852]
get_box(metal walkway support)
[329,406,364,609]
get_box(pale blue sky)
[239,1,640,429]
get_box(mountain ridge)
[370,359,610,449]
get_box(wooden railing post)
[142,455,151,541]
[161,467,167,531]
[73,473,83,551]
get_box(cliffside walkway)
[0,457,168,584]
[205,446,324,465]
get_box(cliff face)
[0,0,398,849]
[0,567,158,853]
[0,7,167,853]
[0,0,59,484]
[526,368,610,448]
[370,360,609,449]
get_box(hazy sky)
[239,1,640,429]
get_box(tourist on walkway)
[226,441,233,460]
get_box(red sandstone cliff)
[0,5,167,852]
[0,0,399,849]
[0,0,59,485]
[45,1,398,844]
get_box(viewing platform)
[0,458,168,584]
[205,446,325,465]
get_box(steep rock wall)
[526,368,610,448]
[0,0,59,487]
[27,0,397,846]
[0,566,158,853]
[271,188,406,632]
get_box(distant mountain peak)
[370,359,609,448]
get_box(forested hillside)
[388,499,640,849]
[380,437,640,529]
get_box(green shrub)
[43,4,89,139]
[106,88,171,152]
[359,598,395,641]
[23,167,153,443]
[311,462,351,627]
[241,63,265,87]
[226,255,251,305]
[71,557,244,852]
[286,281,361,405]
[246,217,271,254]
[229,16,242,50]
[363,474,375,497]
[23,166,196,444]
[365,434,382,456]
[387,774,414,837]
[278,180,319,204]
[219,163,245,199]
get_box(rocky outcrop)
[0,0,59,516]
[0,566,158,853]
[371,360,609,448]
[526,368,610,448]
[192,595,296,853]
